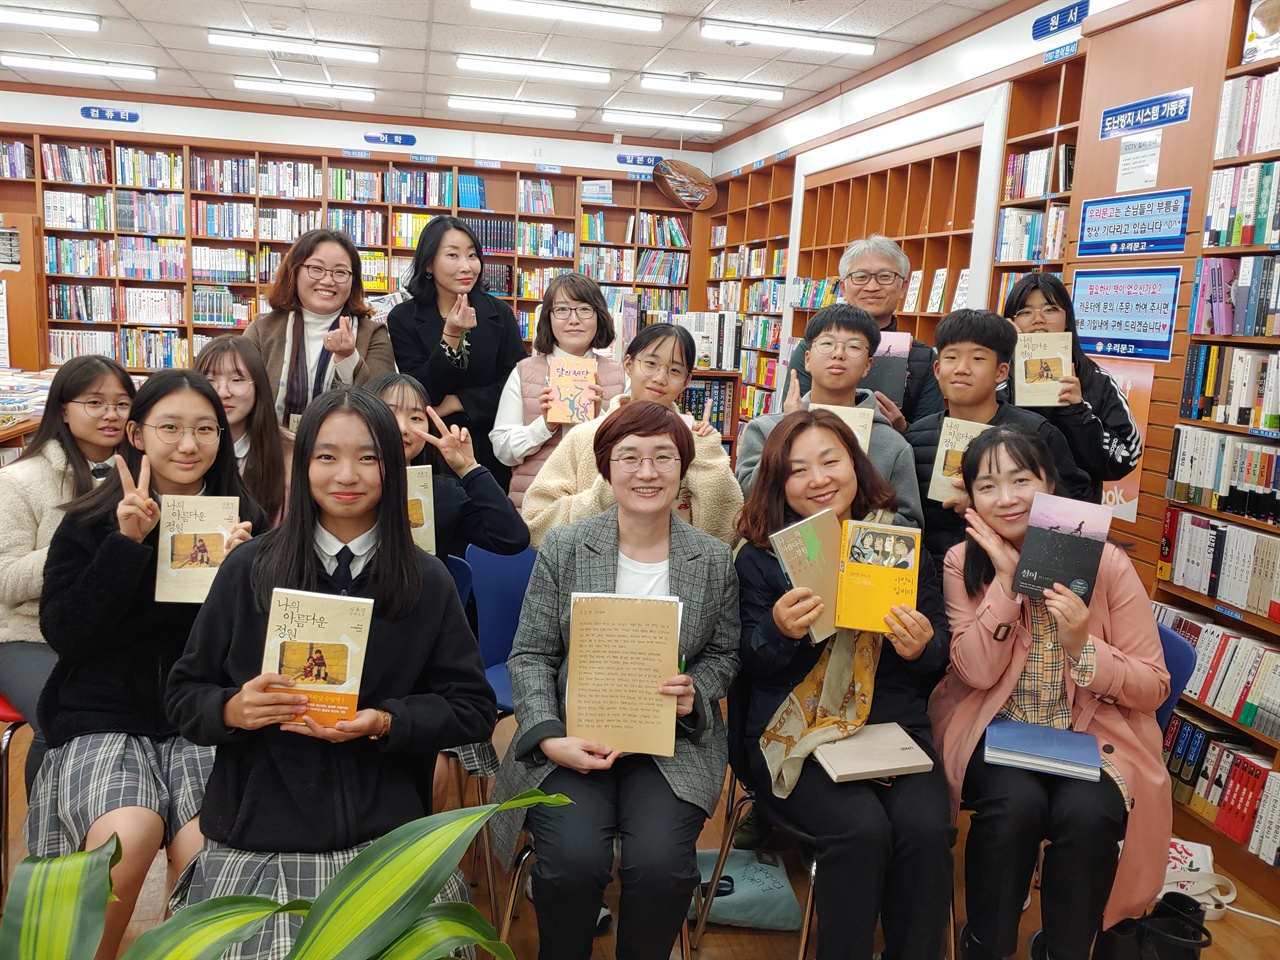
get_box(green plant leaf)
[0,833,120,960]
[120,897,310,960]
[375,901,514,960]
[288,790,568,960]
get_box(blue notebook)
[984,717,1102,781]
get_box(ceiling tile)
[117,0,250,29]
[428,22,549,59]
[537,35,657,71]
[880,2,984,43]
[303,8,431,49]
[707,1,872,30]
[517,81,614,109]
[832,1,935,37]
[642,47,773,79]
[424,74,525,98]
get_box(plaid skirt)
[441,740,499,778]
[24,732,214,857]
[172,840,476,960]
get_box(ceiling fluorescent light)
[0,7,100,31]
[456,54,610,84]
[641,74,784,101]
[209,31,379,64]
[601,110,722,133]
[700,19,875,55]
[234,76,374,101]
[470,0,661,32]
[0,53,153,80]
[447,96,576,119]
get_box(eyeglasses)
[550,304,596,320]
[68,398,132,419]
[302,263,354,284]
[205,375,254,396]
[635,356,690,383]
[142,421,223,445]
[843,270,904,286]
[812,337,869,358]
[611,455,681,474]
[1013,304,1066,321]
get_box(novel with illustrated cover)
[928,418,992,502]
[837,521,921,632]
[769,508,842,644]
[155,495,239,604]
[902,270,924,312]
[810,403,874,454]
[1014,332,1074,407]
[926,269,948,313]
[546,357,598,425]
[859,331,912,408]
[812,722,934,782]
[1013,492,1112,606]
[406,464,436,555]
[262,588,374,727]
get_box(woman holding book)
[929,425,1169,960]
[168,387,496,960]
[490,272,627,509]
[490,400,740,960]
[521,322,742,547]
[734,407,953,960]
[1001,273,1142,501]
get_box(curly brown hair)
[267,229,372,320]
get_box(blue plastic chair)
[1157,623,1198,731]
[465,545,537,714]
[443,555,473,606]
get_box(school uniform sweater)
[37,495,267,748]
[167,537,497,853]
[431,464,530,559]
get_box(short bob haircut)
[1000,272,1100,391]
[803,303,882,357]
[593,400,695,483]
[625,322,697,374]
[403,216,487,303]
[533,272,617,356]
[737,408,898,549]
[934,308,1018,366]
[958,424,1062,598]
[15,354,135,499]
[267,228,373,320]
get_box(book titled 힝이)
[545,357,598,425]
[1014,332,1074,407]
[1013,492,1113,606]
[155,495,240,604]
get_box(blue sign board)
[364,131,417,146]
[474,159,501,168]
[80,106,139,123]
[1100,88,1192,139]
[535,163,562,173]
[341,149,371,159]
[617,153,662,167]
[1044,40,1078,64]
[1078,188,1191,257]
[627,172,653,181]
[1071,266,1181,362]
[775,150,789,162]
[408,154,439,164]
[1033,1,1088,40]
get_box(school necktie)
[89,461,112,479]
[333,546,354,591]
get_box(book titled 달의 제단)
[546,357,598,425]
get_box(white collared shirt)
[313,523,379,582]
[233,432,251,470]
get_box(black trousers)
[749,746,955,960]
[525,755,705,960]
[961,738,1127,960]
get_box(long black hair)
[250,387,420,619]
[1001,273,1099,391]
[959,425,1061,598]
[364,371,448,472]
[64,370,247,520]
[403,216,488,303]
[17,355,135,498]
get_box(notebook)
[984,717,1102,781]
[811,722,934,782]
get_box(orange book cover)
[836,521,921,633]
[546,357,598,425]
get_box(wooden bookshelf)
[681,368,742,465]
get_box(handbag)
[1092,892,1213,960]
[1163,839,1236,920]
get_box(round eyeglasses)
[142,422,223,445]
[811,338,869,358]
[68,398,132,419]
[205,376,254,396]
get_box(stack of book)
[1204,161,1279,249]
[1003,147,1053,200]
[457,174,488,209]
[191,156,256,195]
[1214,69,1280,161]
[677,377,734,435]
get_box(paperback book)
[812,722,934,782]
[769,508,842,644]
[859,331,912,408]
[926,269,948,313]
[155,495,240,604]
[1013,492,1112,606]
[902,270,924,312]
[262,588,374,726]
[985,716,1102,781]
[406,464,436,555]
[1014,332,1074,407]
[810,403,874,454]
[546,356,598,425]
[928,418,992,502]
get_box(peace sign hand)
[411,405,477,474]
[323,317,356,361]
[115,454,159,543]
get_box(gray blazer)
[489,506,741,865]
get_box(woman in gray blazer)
[490,400,740,960]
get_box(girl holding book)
[490,400,740,960]
[168,387,497,960]
[734,408,953,960]
[29,370,265,960]
[194,335,287,522]
[929,425,1170,960]
[490,272,627,509]
[0,356,135,794]
[1001,273,1143,501]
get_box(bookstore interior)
[2,0,1280,955]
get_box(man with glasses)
[784,235,942,431]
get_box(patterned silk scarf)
[760,507,894,798]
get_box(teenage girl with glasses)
[28,370,267,960]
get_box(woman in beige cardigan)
[522,323,743,547]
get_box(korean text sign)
[1071,266,1181,362]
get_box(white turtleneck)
[272,308,362,422]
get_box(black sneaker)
[595,905,612,936]
[732,807,772,849]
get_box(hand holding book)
[772,585,826,642]
[1041,582,1090,660]
[657,672,696,716]
[882,604,933,661]
[1056,373,1083,406]
[223,672,308,731]
[282,708,387,743]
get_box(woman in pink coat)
[928,425,1169,960]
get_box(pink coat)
[928,542,1171,929]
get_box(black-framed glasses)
[550,304,596,320]
[68,398,132,419]
[142,421,222,445]
[611,455,681,474]
[843,270,904,286]
[812,337,869,358]
[635,357,690,383]
[303,263,354,284]
[205,375,254,396]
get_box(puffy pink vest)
[508,353,626,510]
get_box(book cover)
[769,508,841,644]
[902,270,924,312]
[859,331,912,408]
[811,722,934,782]
[984,716,1102,781]
[406,464,436,555]
[928,417,991,502]
[1014,332,1073,407]
[1013,492,1112,606]
[154,495,240,604]
[809,403,874,454]
[545,356,598,425]
[950,269,971,311]
[926,269,948,313]
[835,520,921,633]
[262,587,375,727]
